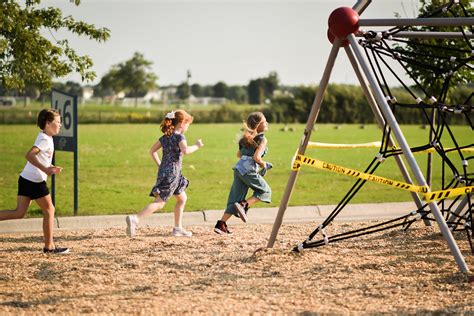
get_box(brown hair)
[37,109,60,130]
[239,112,265,148]
[160,110,194,136]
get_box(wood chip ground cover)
[1,222,473,314]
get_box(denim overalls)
[224,134,272,216]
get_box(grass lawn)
[0,123,471,217]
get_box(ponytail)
[239,112,264,148]
[161,117,175,136]
[160,110,194,136]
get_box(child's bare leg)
[35,195,55,250]
[0,196,31,221]
[246,196,261,207]
[220,212,232,222]
[173,192,187,228]
[137,197,165,221]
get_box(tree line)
[0,0,471,125]
[2,79,470,125]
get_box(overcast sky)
[46,0,420,86]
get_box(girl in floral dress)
[126,110,203,237]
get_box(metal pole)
[348,33,469,273]
[344,45,429,225]
[352,0,372,14]
[359,17,474,27]
[447,196,469,226]
[426,111,436,188]
[267,39,342,248]
[73,95,78,216]
[385,31,474,39]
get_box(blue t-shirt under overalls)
[234,134,268,175]
[224,133,272,215]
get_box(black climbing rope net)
[296,0,473,253]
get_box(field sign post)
[51,89,78,216]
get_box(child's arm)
[149,140,162,167]
[253,137,268,168]
[25,146,62,175]
[179,139,203,155]
[236,149,242,158]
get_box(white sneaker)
[172,227,192,237]
[126,215,138,237]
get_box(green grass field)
[0,123,471,217]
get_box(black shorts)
[17,176,50,200]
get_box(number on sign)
[54,100,72,130]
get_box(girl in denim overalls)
[126,110,204,238]
[214,112,272,234]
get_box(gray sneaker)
[233,201,248,223]
[172,227,192,237]
[126,215,138,238]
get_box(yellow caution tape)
[423,148,473,153]
[307,141,382,149]
[390,146,473,154]
[293,154,473,202]
[292,154,429,194]
[307,142,472,153]
[424,186,474,202]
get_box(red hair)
[160,110,194,136]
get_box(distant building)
[190,96,228,105]
[143,89,162,102]
[82,86,94,100]
[273,89,294,98]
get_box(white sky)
[46,0,421,86]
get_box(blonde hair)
[239,112,265,148]
[160,110,194,136]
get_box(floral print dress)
[149,133,189,201]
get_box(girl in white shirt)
[0,109,69,254]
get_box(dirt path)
[1,221,473,314]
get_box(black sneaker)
[214,220,233,235]
[233,201,249,223]
[223,221,232,234]
[43,247,70,254]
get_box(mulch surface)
[1,221,473,314]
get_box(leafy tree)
[53,81,83,96]
[213,81,228,98]
[104,52,158,106]
[228,85,247,103]
[94,70,119,100]
[24,85,40,100]
[191,83,203,97]
[176,82,190,100]
[247,79,264,104]
[247,72,280,104]
[202,85,214,97]
[394,0,473,101]
[0,0,110,91]
[262,71,280,99]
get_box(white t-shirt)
[20,132,54,183]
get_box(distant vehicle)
[0,97,15,106]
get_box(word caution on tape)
[292,154,473,202]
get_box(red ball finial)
[327,29,349,47]
[328,7,359,38]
